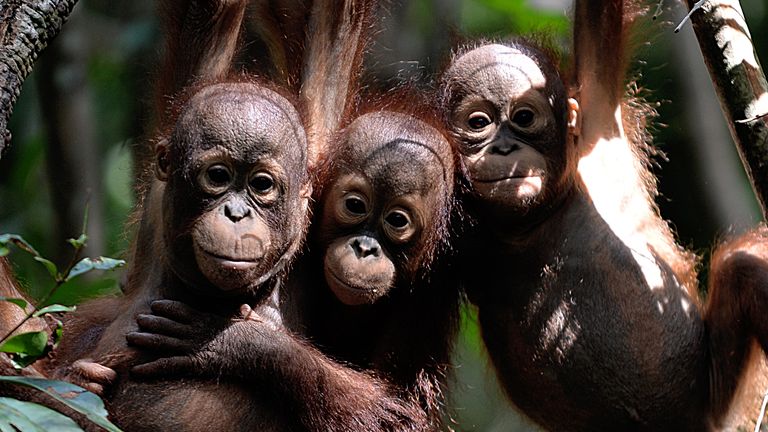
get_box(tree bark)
[685,0,768,219]
[0,0,78,159]
[672,2,758,232]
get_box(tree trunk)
[672,2,759,232]
[0,0,78,159]
[685,0,768,219]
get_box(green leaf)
[460,304,483,352]
[67,234,88,249]
[65,259,97,281]
[33,257,58,279]
[66,257,125,282]
[0,332,47,357]
[33,304,76,317]
[0,246,8,257]
[0,397,82,432]
[52,320,63,345]
[89,257,126,272]
[8,355,36,369]
[0,234,40,257]
[0,377,122,432]
[0,297,28,311]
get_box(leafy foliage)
[67,257,125,282]
[0,377,121,432]
[0,229,124,431]
[0,332,48,367]
[0,230,124,362]
[0,396,82,432]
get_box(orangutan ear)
[155,139,170,182]
[567,97,581,137]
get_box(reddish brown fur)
[246,0,310,88]
[575,9,768,427]
[41,4,315,427]
[0,258,41,337]
[123,3,462,426]
[97,108,452,431]
[705,226,768,427]
[270,5,461,427]
[154,0,247,117]
[130,0,248,181]
[574,0,698,291]
[300,0,378,170]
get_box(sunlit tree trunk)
[685,0,768,219]
[671,2,759,232]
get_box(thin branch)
[674,0,707,32]
[0,238,83,343]
[755,389,768,432]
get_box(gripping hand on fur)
[126,299,241,378]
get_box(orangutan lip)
[327,270,372,293]
[475,175,540,183]
[203,251,258,269]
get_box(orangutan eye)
[345,196,367,215]
[199,163,234,195]
[206,164,232,187]
[468,112,492,130]
[250,172,275,193]
[385,210,410,229]
[512,108,535,127]
[382,206,418,244]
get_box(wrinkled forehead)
[446,44,547,97]
[340,112,452,197]
[362,140,447,196]
[174,83,307,164]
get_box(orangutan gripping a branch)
[439,0,768,430]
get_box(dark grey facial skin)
[318,111,454,305]
[160,82,310,296]
[443,44,573,221]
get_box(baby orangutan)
[440,13,768,431]
[51,81,313,431]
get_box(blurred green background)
[1,0,766,430]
